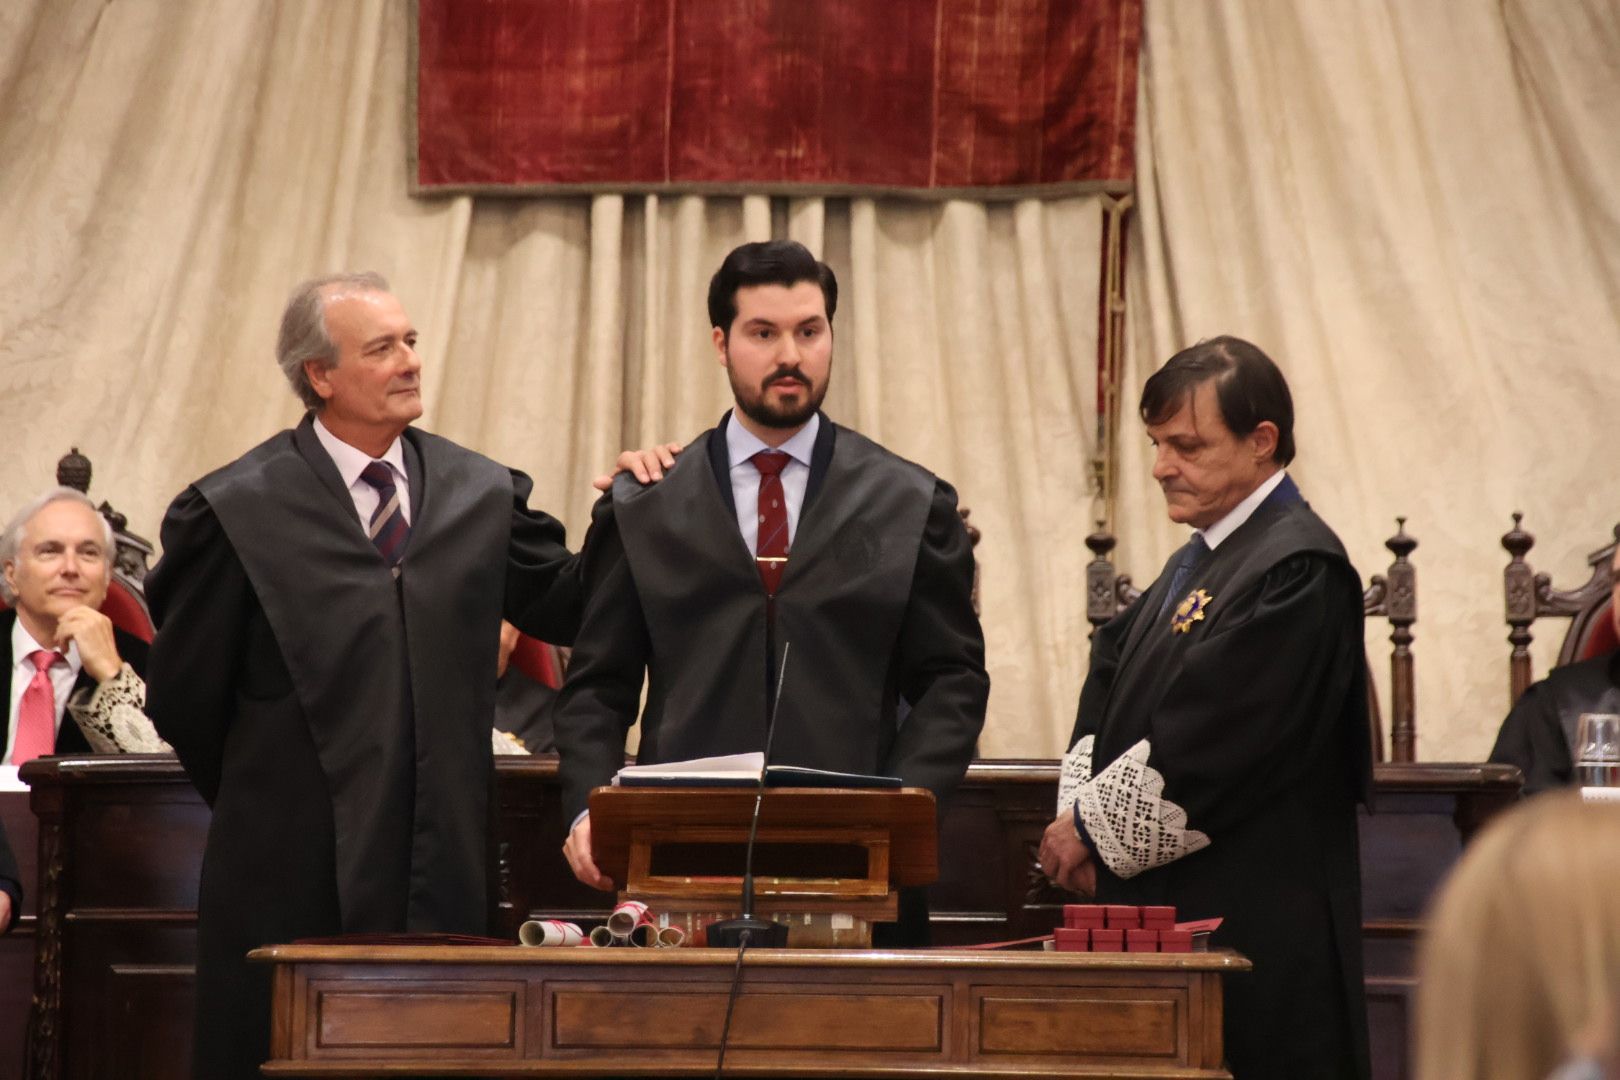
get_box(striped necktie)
[360,461,410,576]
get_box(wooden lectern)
[588,785,936,947]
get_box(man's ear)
[1250,421,1279,463]
[303,358,335,402]
[712,326,729,369]
[2,560,15,597]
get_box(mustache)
[765,369,810,388]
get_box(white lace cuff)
[1070,738,1210,880]
[68,664,171,754]
[1057,734,1095,814]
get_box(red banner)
[413,0,1140,197]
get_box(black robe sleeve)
[502,467,586,647]
[1073,553,1361,878]
[0,815,20,934]
[1488,682,1573,795]
[145,487,255,806]
[884,479,990,804]
[551,494,651,822]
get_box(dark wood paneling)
[14,755,1520,1080]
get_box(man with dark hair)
[556,240,989,945]
[1038,336,1371,1079]
[1489,544,1620,794]
[146,272,672,1080]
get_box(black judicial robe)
[1490,650,1620,794]
[555,411,988,827]
[146,416,583,1080]
[1070,479,1370,1080]
[0,607,151,756]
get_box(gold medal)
[1170,588,1213,634]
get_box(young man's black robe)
[554,413,989,941]
[1067,478,1371,1080]
[146,417,583,1080]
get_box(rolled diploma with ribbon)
[518,919,584,947]
[606,900,652,938]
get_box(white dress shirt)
[4,617,83,765]
[726,412,819,553]
[313,414,412,527]
[1198,469,1288,552]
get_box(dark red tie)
[751,450,790,596]
[360,461,410,576]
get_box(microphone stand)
[707,643,792,950]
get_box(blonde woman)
[1415,793,1620,1080]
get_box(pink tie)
[13,650,63,766]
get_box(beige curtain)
[0,0,1105,757]
[1123,0,1620,760]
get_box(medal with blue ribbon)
[1170,588,1213,634]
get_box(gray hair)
[275,271,391,411]
[0,487,116,603]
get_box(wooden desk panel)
[253,945,1248,1078]
[16,756,1520,1080]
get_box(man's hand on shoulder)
[563,813,615,891]
[592,443,682,491]
[54,606,122,683]
[1039,812,1097,898]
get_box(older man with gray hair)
[2,487,151,767]
[146,271,673,1080]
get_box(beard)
[728,361,830,430]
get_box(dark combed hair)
[1138,335,1296,465]
[707,240,838,333]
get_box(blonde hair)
[1415,793,1620,1080]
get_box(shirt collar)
[11,614,81,675]
[726,411,820,471]
[313,414,407,489]
[1199,468,1287,551]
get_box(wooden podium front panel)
[254,945,1247,1078]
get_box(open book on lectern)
[612,751,902,790]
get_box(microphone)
[707,641,791,950]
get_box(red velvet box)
[1090,928,1124,952]
[1125,928,1158,953]
[1053,927,1090,952]
[1063,904,1106,930]
[1159,929,1193,953]
[1140,906,1177,930]
[1104,904,1140,929]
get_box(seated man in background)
[1490,543,1620,794]
[555,240,990,945]
[1,487,151,764]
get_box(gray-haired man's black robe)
[146,416,583,1080]
[1061,476,1371,1080]
[554,412,989,940]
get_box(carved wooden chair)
[0,449,155,642]
[1501,514,1619,706]
[1083,519,1418,763]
